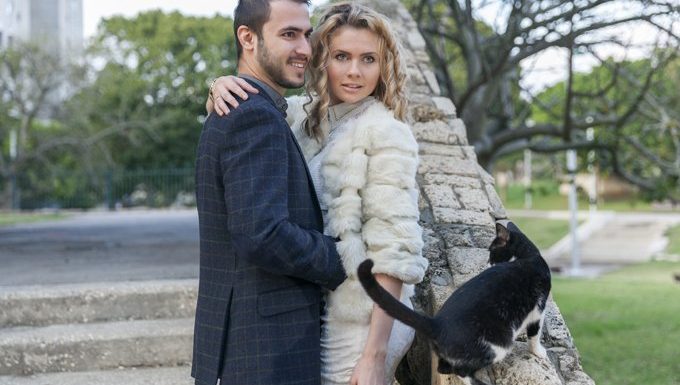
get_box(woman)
[208,3,427,384]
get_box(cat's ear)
[496,222,510,244]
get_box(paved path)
[2,209,678,285]
[510,210,680,276]
[0,210,199,287]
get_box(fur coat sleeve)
[322,102,427,285]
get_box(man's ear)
[237,26,257,53]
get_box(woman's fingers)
[212,75,261,116]
[235,77,259,98]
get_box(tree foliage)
[73,10,237,169]
[531,54,680,200]
[0,11,237,208]
[0,42,88,207]
[406,0,679,199]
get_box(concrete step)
[0,280,197,327]
[0,318,193,375]
[0,366,193,385]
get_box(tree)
[78,10,237,169]
[532,54,680,200]
[407,0,679,197]
[0,43,85,208]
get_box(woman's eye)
[363,56,376,63]
[334,53,348,61]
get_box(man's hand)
[207,75,259,116]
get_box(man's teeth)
[290,62,305,68]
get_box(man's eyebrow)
[279,26,313,34]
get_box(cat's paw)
[530,344,548,359]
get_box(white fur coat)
[286,96,428,323]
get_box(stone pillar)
[354,1,595,384]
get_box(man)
[192,1,346,384]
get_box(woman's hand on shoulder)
[349,352,387,385]
[207,75,259,116]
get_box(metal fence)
[9,168,195,210]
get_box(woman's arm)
[350,273,402,385]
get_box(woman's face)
[327,26,382,105]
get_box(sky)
[82,0,328,38]
[82,1,670,93]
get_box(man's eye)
[283,32,295,38]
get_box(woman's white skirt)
[320,299,416,385]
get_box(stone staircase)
[0,280,197,384]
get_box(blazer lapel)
[288,132,324,230]
[241,79,324,230]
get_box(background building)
[0,0,83,55]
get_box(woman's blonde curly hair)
[303,2,408,141]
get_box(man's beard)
[257,39,305,89]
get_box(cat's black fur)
[357,222,551,385]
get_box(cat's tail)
[357,259,437,339]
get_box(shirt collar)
[238,74,289,116]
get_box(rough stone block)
[424,174,482,189]
[432,208,495,227]
[407,30,427,50]
[470,225,497,249]
[432,97,457,117]
[439,225,474,248]
[491,342,562,385]
[476,163,496,185]
[412,121,461,145]
[462,146,478,162]
[544,299,575,349]
[418,155,479,176]
[406,64,426,86]
[423,185,460,209]
[454,187,492,212]
[427,284,455,312]
[449,119,469,144]
[485,183,508,220]
[418,143,465,158]
[446,247,489,275]
[422,69,441,95]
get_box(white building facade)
[0,0,83,55]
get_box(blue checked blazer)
[192,80,347,385]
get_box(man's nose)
[296,36,312,59]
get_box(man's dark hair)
[233,0,311,60]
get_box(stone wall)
[355,1,595,384]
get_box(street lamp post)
[567,149,581,275]
[9,129,18,210]
[524,149,532,210]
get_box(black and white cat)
[357,222,551,385]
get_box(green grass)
[665,225,680,256]
[507,216,571,250]
[497,183,656,212]
[552,261,680,385]
[0,212,68,226]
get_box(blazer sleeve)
[220,104,346,290]
[361,119,428,284]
